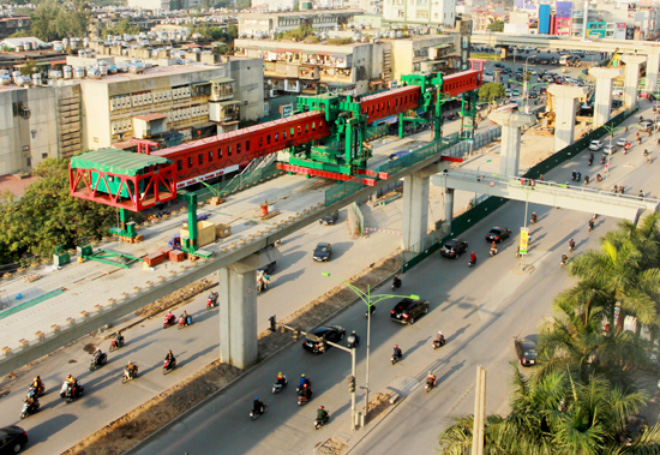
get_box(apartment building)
[383,0,457,28]
[237,10,361,37]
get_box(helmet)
[428,371,432,374]
[278,371,282,376]
[395,344,398,348]
[438,331,442,335]
[301,373,305,377]
[352,330,356,335]
[67,374,72,378]
[394,274,398,278]
[255,397,259,400]
[320,405,324,410]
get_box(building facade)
[383,0,457,28]
[237,10,360,37]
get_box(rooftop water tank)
[73,67,85,79]
[48,70,63,79]
[63,66,73,79]
[31,73,42,85]
[0,75,11,86]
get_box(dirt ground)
[64,251,402,454]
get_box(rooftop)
[78,64,225,85]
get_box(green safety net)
[70,148,171,176]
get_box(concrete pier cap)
[621,54,646,109]
[588,67,621,128]
[488,110,536,177]
[547,84,587,152]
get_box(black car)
[486,226,511,243]
[313,242,331,262]
[390,298,430,325]
[319,211,338,226]
[302,325,346,353]
[0,426,28,454]
[257,261,276,275]
[494,62,504,68]
[514,339,538,367]
[440,239,468,258]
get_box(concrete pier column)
[621,54,646,109]
[589,67,621,128]
[488,110,536,177]
[402,171,430,251]
[444,187,455,231]
[218,247,281,369]
[645,52,659,94]
[547,84,587,152]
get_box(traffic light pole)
[268,316,358,430]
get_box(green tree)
[0,158,117,265]
[439,367,660,454]
[102,18,139,37]
[29,0,61,42]
[236,0,251,9]
[478,82,506,105]
[487,20,505,32]
[19,60,38,77]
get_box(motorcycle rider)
[561,253,568,266]
[299,383,313,400]
[588,219,595,231]
[426,371,437,387]
[32,376,44,396]
[180,310,191,326]
[435,331,445,346]
[65,374,79,398]
[252,397,265,415]
[644,149,650,157]
[24,394,40,413]
[299,373,310,389]
[113,331,124,346]
[125,361,138,380]
[490,241,498,256]
[531,212,538,224]
[639,190,644,200]
[275,372,286,386]
[164,350,176,368]
[65,373,76,386]
[392,275,402,289]
[208,291,218,306]
[393,344,403,360]
[469,252,477,265]
[317,406,329,424]
[347,330,360,347]
[569,238,576,252]
[165,310,174,324]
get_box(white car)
[604,144,616,155]
[616,137,627,147]
[589,140,603,151]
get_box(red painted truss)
[360,85,421,125]
[441,70,483,98]
[276,163,377,186]
[69,163,177,211]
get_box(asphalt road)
[0,116,478,455]
[134,106,659,454]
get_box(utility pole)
[472,365,487,455]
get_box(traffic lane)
[1,294,221,455]
[351,208,620,455]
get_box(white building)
[383,0,457,28]
[0,36,46,51]
[126,0,170,11]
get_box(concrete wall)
[0,87,30,174]
[390,34,459,81]
[79,81,111,149]
[228,58,265,122]
[28,86,59,167]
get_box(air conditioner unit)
[269,89,277,98]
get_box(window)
[237,143,241,154]
[228,145,232,156]
[275,133,279,141]
[188,157,193,168]
[177,160,182,171]
[246,140,250,151]
[208,151,213,162]
[42,153,48,159]
[198,154,203,165]
[218,148,223,159]
[283,130,287,139]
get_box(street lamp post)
[322,272,419,422]
[523,55,537,113]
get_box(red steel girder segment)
[69,164,177,211]
[276,163,377,186]
[440,69,483,98]
[360,85,421,125]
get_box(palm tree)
[567,237,659,333]
[537,293,647,386]
[438,366,660,454]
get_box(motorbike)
[28,383,45,397]
[425,378,437,393]
[177,314,193,329]
[249,404,267,421]
[531,215,538,224]
[569,242,575,253]
[20,400,40,419]
[109,336,124,351]
[468,258,477,267]
[561,255,568,267]
[588,220,595,232]
[163,313,176,329]
[298,390,314,406]
[391,278,401,291]
[61,382,84,402]
[296,379,312,394]
[315,413,330,430]
[162,358,177,375]
[391,353,402,365]
[89,352,108,371]
[207,292,218,310]
[588,158,593,166]
[432,338,446,349]
[272,375,288,394]
[600,156,606,164]
[121,367,139,384]
[489,248,498,257]
[596,174,603,182]
[365,305,376,319]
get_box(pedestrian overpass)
[432,169,659,223]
